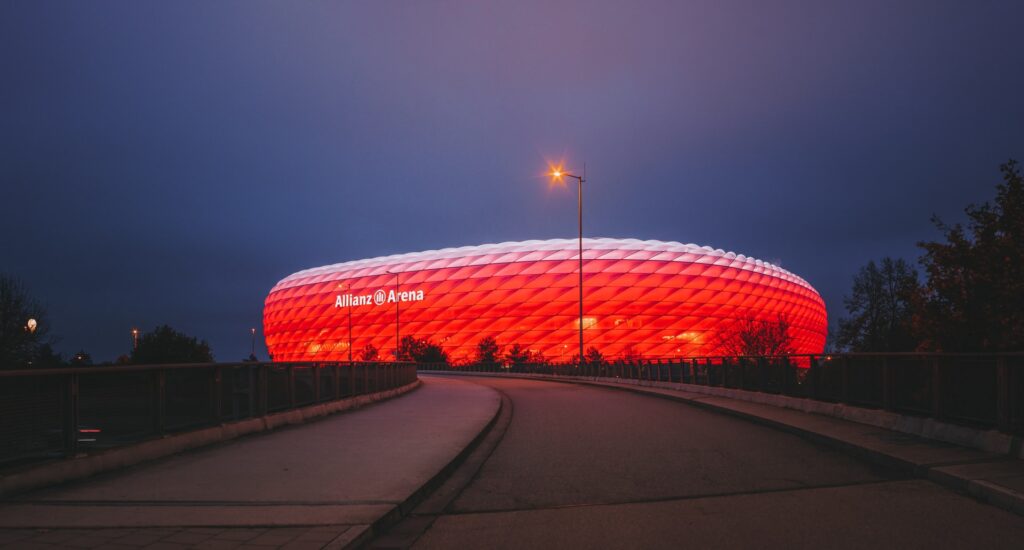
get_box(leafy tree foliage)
[836,258,920,351]
[0,275,49,369]
[505,343,532,366]
[719,315,794,356]
[70,350,93,367]
[131,325,214,364]
[32,343,64,369]
[417,340,449,363]
[398,335,449,364]
[360,343,380,361]
[584,346,605,366]
[476,336,501,365]
[917,160,1024,351]
[621,344,641,362]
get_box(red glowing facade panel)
[263,239,827,362]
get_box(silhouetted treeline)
[837,159,1023,352]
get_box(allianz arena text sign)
[335,289,426,308]
[263,238,828,362]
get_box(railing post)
[931,357,943,420]
[153,369,166,436]
[807,356,818,400]
[337,362,345,394]
[64,373,80,458]
[313,363,321,403]
[211,366,223,423]
[757,357,766,392]
[781,357,791,395]
[996,357,1011,432]
[881,357,894,412]
[287,364,296,408]
[258,364,268,415]
[734,358,742,389]
[841,356,851,404]
[349,362,356,397]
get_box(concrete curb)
[0,380,422,499]
[424,371,1024,518]
[612,378,1022,459]
[346,383,507,549]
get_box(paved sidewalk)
[0,376,501,549]
[427,371,1024,517]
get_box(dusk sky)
[3,1,1023,362]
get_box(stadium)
[263,238,828,363]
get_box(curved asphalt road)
[408,376,1024,549]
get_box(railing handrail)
[415,353,1022,436]
[0,360,418,378]
[0,361,420,465]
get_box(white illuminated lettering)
[336,288,426,307]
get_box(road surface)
[404,376,1024,549]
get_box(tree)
[584,346,605,366]
[505,343,532,366]
[398,335,449,364]
[476,336,501,365]
[418,341,449,363]
[398,335,424,361]
[0,275,49,369]
[131,325,214,364]
[32,343,64,369]
[835,258,920,351]
[917,159,1024,351]
[70,350,93,367]
[360,343,380,361]
[719,315,794,356]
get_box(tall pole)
[547,165,586,370]
[577,175,583,370]
[250,327,256,358]
[392,271,400,361]
[346,283,353,364]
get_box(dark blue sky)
[3,1,1023,362]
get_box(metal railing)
[419,353,1024,435]
[0,361,418,466]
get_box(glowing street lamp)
[549,163,585,370]
[131,327,140,351]
[26,318,37,334]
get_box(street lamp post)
[250,327,256,358]
[345,283,353,364]
[387,270,400,361]
[550,166,585,370]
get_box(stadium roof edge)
[271,238,816,294]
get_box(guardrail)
[419,353,1024,435]
[0,361,418,466]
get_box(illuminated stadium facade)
[263,238,827,363]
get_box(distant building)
[263,238,827,362]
